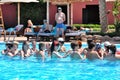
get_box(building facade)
[0,0,119,27]
[49,0,115,25]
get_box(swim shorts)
[56,23,64,28]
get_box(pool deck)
[0,35,120,44]
[0,35,27,42]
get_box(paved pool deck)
[0,35,120,44]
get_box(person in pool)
[77,40,84,54]
[103,41,111,56]
[1,43,12,55]
[63,41,83,60]
[103,41,119,60]
[35,42,45,62]
[45,42,51,57]
[83,40,103,60]
[1,41,19,57]
[20,41,31,58]
[31,40,38,54]
[10,41,19,56]
[57,37,66,53]
[94,42,104,58]
[1,42,14,57]
[50,37,63,58]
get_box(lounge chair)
[5,25,24,41]
[24,26,41,41]
[25,24,53,41]
[65,31,86,41]
[37,25,67,41]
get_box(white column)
[67,3,70,25]
[47,0,49,24]
[71,3,73,26]
[18,2,20,25]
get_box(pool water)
[0,42,120,80]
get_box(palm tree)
[99,0,108,33]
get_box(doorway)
[82,5,100,24]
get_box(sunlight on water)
[0,42,120,80]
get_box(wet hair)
[109,44,116,54]
[87,39,94,49]
[88,42,96,50]
[70,41,78,50]
[39,43,45,51]
[77,40,82,48]
[87,39,93,45]
[22,41,29,54]
[104,45,111,52]
[50,37,59,57]
[6,43,13,49]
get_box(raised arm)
[53,51,63,58]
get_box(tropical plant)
[112,0,120,32]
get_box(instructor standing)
[55,7,66,38]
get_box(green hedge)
[72,24,115,31]
[87,32,120,37]
[73,24,100,28]
[73,24,115,28]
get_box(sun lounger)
[24,32,38,41]
[37,32,55,41]
[65,31,86,41]
[5,25,24,41]
[36,26,57,41]
[25,25,53,41]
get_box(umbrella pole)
[18,2,20,25]
[71,3,73,26]
[47,0,49,24]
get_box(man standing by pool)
[55,7,66,39]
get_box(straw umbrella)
[0,0,39,25]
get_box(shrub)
[72,24,115,32]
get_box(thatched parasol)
[49,0,92,4]
[0,0,39,25]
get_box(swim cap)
[95,43,101,50]
[104,41,111,46]
[58,38,64,42]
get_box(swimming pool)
[0,42,120,80]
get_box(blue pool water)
[0,42,120,80]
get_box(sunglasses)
[58,9,61,10]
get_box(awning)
[0,0,39,25]
[0,0,38,3]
